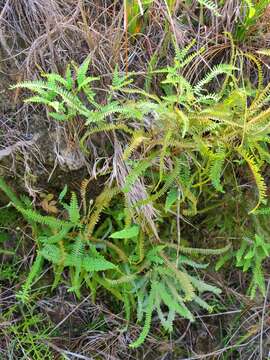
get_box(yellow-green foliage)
[7,41,270,347]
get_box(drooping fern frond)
[129,283,155,348]
[0,177,24,208]
[106,273,137,286]
[80,122,133,153]
[237,147,267,213]
[249,82,270,114]
[11,81,91,117]
[188,275,221,295]
[16,207,72,228]
[160,254,195,301]
[194,64,236,95]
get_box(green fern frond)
[39,226,71,244]
[76,56,91,89]
[0,177,24,208]
[156,282,194,320]
[175,39,196,63]
[156,301,174,332]
[249,82,270,114]
[40,244,63,264]
[189,275,221,295]
[16,207,71,229]
[106,273,137,285]
[111,66,134,91]
[254,207,270,215]
[209,150,226,193]
[197,0,221,16]
[160,255,195,301]
[80,122,133,153]
[129,283,155,348]
[71,236,84,267]
[85,101,143,124]
[237,148,267,213]
[69,192,80,224]
[146,158,181,204]
[17,253,44,303]
[194,64,236,95]
[11,81,91,117]
[164,242,231,255]
[123,158,153,193]
[193,295,213,312]
[82,253,117,272]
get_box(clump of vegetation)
[1,1,270,359]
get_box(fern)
[39,226,71,244]
[87,187,119,236]
[16,207,71,229]
[17,253,44,303]
[129,283,155,348]
[237,148,267,213]
[0,177,24,208]
[194,64,236,95]
[110,225,139,239]
[123,158,153,193]
[197,0,221,17]
[209,150,226,193]
[123,131,147,160]
[11,81,91,118]
[68,192,80,224]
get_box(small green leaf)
[77,57,91,87]
[165,188,178,212]
[78,76,99,90]
[82,256,117,272]
[48,112,68,121]
[110,225,139,239]
[65,64,73,90]
[59,185,68,202]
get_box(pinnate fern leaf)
[68,192,80,224]
[237,147,267,213]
